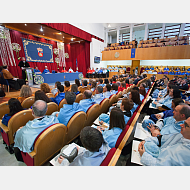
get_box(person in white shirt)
[68,67,74,73]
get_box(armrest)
[0,121,9,133]
[29,151,36,158]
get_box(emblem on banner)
[115,52,120,58]
[37,48,43,57]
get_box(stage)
[35,72,83,84]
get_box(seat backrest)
[99,98,109,114]
[46,93,54,98]
[46,102,59,115]
[117,91,123,99]
[58,99,67,110]
[85,104,100,127]
[21,96,35,109]
[32,123,67,166]
[109,94,117,107]
[75,93,83,103]
[126,112,137,126]
[100,148,116,166]
[0,101,9,119]
[8,109,34,145]
[65,111,86,144]
[80,86,89,94]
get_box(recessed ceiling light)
[40,26,43,32]
[108,24,111,27]
[25,24,27,26]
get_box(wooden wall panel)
[102,45,190,61]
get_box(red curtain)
[0,29,90,78]
[42,23,92,42]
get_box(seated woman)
[2,98,24,126]
[64,81,70,92]
[129,89,142,113]
[40,83,50,93]
[139,83,146,99]
[98,107,125,148]
[34,90,52,103]
[71,84,80,95]
[17,85,33,103]
[75,79,81,87]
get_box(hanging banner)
[22,38,53,62]
[131,48,136,58]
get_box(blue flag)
[22,38,53,62]
[131,48,136,58]
[76,58,78,67]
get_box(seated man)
[111,83,118,95]
[97,78,105,87]
[14,100,59,161]
[55,92,85,126]
[80,79,89,93]
[92,86,105,104]
[42,66,50,74]
[33,66,41,74]
[103,84,112,98]
[144,104,190,136]
[50,84,65,105]
[138,116,190,166]
[79,90,95,112]
[58,126,110,166]
[0,65,25,90]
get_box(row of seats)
[0,77,147,165]
[100,81,155,166]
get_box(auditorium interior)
[0,22,190,169]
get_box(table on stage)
[36,72,83,83]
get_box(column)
[179,23,185,36]
[117,27,120,43]
[144,23,148,40]
[109,35,112,43]
[130,24,133,41]
[106,29,108,44]
[161,23,165,39]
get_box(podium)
[22,67,33,86]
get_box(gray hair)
[32,100,47,117]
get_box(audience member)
[103,84,112,98]
[34,90,52,103]
[64,81,70,92]
[50,85,65,105]
[75,79,81,87]
[40,83,50,93]
[17,85,33,103]
[71,84,80,95]
[51,81,61,96]
[92,86,105,104]
[80,80,89,93]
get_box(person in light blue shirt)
[92,86,105,104]
[111,83,118,95]
[138,116,190,166]
[79,90,95,112]
[98,107,125,148]
[58,126,110,166]
[97,78,105,87]
[42,66,50,74]
[103,84,112,98]
[53,92,85,126]
[14,100,59,161]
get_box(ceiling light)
[63,36,64,38]
[40,26,43,32]
[43,34,44,35]
[108,24,111,27]
[25,24,27,26]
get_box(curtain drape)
[0,28,90,79]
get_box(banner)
[131,48,136,58]
[22,38,53,62]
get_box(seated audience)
[51,81,61,96]
[71,84,80,95]
[14,100,59,161]
[90,81,97,93]
[34,90,52,103]
[103,84,112,98]
[138,116,190,166]
[98,107,125,148]
[80,80,89,93]
[64,81,70,92]
[143,104,190,136]
[40,83,50,93]
[17,85,33,103]
[50,85,65,105]
[54,92,85,126]
[111,83,118,95]
[92,86,105,104]
[79,90,95,112]
[75,79,81,87]
[58,126,110,166]
[97,79,105,87]
[2,98,24,126]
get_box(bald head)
[173,104,190,121]
[32,100,47,117]
[83,90,92,99]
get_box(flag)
[76,58,78,70]
[131,48,136,58]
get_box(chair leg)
[5,144,14,154]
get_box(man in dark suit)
[18,57,30,81]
